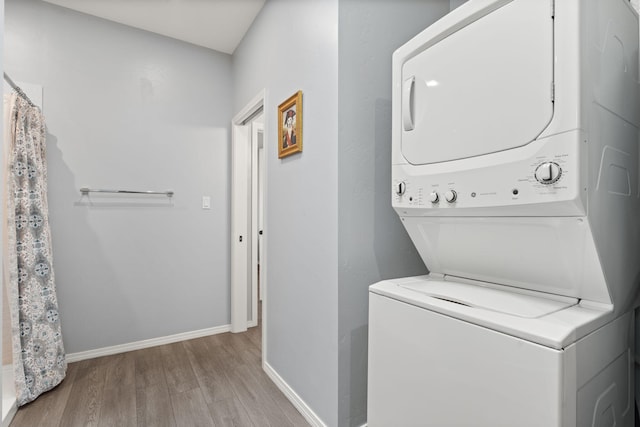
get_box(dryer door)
[401,0,554,165]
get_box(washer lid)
[370,276,609,349]
[400,0,554,165]
[400,279,576,318]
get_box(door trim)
[249,121,264,328]
[231,90,265,333]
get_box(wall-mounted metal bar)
[3,72,36,107]
[80,187,174,197]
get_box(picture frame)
[278,91,303,159]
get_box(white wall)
[5,0,233,354]
[337,1,450,425]
[232,0,339,425]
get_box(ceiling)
[41,0,266,54]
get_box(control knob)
[534,162,562,184]
[429,192,439,204]
[444,190,457,203]
[395,181,406,196]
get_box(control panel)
[392,133,582,215]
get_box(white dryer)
[368,0,640,426]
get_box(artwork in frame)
[278,91,303,159]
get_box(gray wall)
[5,0,233,354]
[232,1,339,425]
[450,0,468,10]
[337,1,449,425]
[233,0,452,425]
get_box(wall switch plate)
[202,196,211,209]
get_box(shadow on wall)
[73,194,175,209]
[341,99,429,427]
[46,133,133,354]
[349,324,368,427]
[373,98,428,279]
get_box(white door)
[231,124,250,333]
[231,91,265,333]
[401,0,554,164]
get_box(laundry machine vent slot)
[430,296,471,307]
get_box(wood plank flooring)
[9,322,310,427]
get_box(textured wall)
[232,0,339,425]
[5,0,233,354]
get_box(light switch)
[202,196,211,209]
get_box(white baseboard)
[263,361,327,427]
[1,401,16,427]
[67,324,231,363]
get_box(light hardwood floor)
[9,321,310,427]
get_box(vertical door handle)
[403,76,415,131]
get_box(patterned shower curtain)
[4,93,66,405]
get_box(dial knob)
[444,190,457,203]
[429,192,439,203]
[395,181,406,196]
[534,162,562,184]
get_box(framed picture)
[278,91,303,159]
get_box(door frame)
[249,121,264,327]
[231,90,266,334]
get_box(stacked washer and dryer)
[367,0,640,426]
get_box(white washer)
[368,0,640,425]
[369,277,632,426]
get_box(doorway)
[231,90,266,340]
